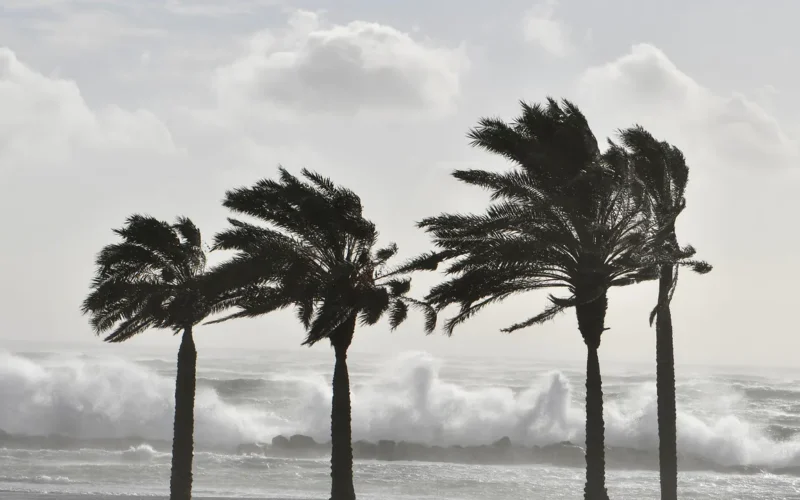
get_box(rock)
[464,445,488,462]
[492,436,512,449]
[271,435,290,448]
[396,441,430,460]
[376,440,396,460]
[288,434,318,449]
[353,440,377,459]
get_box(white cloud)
[522,0,571,57]
[0,47,178,171]
[576,44,798,169]
[214,10,469,118]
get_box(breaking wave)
[2,350,800,471]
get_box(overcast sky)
[1,0,798,368]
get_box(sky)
[1,0,798,368]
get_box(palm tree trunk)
[576,290,610,500]
[169,326,196,500]
[329,315,358,500]
[656,264,678,500]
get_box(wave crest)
[0,351,287,447]
[293,352,800,469]
[3,350,800,471]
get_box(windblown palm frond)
[419,99,665,334]
[611,126,712,330]
[209,168,436,345]
[612,129,712,270]
[82,215,223,342]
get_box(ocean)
[1,347,799,499]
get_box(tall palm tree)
[612,127,711,500]
[407,99,667,500]
[81,215,229,500]
[210,168,436,500]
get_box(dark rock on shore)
[264,434,534,464]
[268,434,328,457]
[271,435,290,448]
[492,436,512,449]
[376,439,395,460]
[353,440,377,459]
[289,434,318,449]
[258,434,745,476]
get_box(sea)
[1,346,800,500]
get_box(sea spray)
[292,351,800,469]
[0,351,287,447]
[119,443,162,462]
[2,350,800,469]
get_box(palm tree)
[612,127,711,500]
[407,99,667,500]
[81,215,229,500]
[210,168,436,500]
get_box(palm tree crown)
[413,99,660,335]
[612,126,712,321]
[211,167,436,343]
[82,215,215,341]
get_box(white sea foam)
[121,443,161,461]
[293,351,800,468]
[0,351,288,447]
[2,350,800,469]
[0,474,74,484]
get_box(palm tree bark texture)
[576,291,610,500]
[170,326,197,500]
[330,315,358,500]
[656,264,678,500]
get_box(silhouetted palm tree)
[612,127,711,500]
[81,215,229,500]
[210,168,436,500]
[408,99,664,500]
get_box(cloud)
[214,10,469,118]
[575,44,798,169]
[0,47,178,171]
[522,0,571,57]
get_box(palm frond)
[173,217,202,249]
[384,278,411,297]
[400,296,437,333]
[388,300,408,330]
[358,288,391,326]
[374,243,398,264]
[501,298,572,333]
[387,250,456,276]
[213,166,435,346]
[83,215,216,342]
[419,99,690,338]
